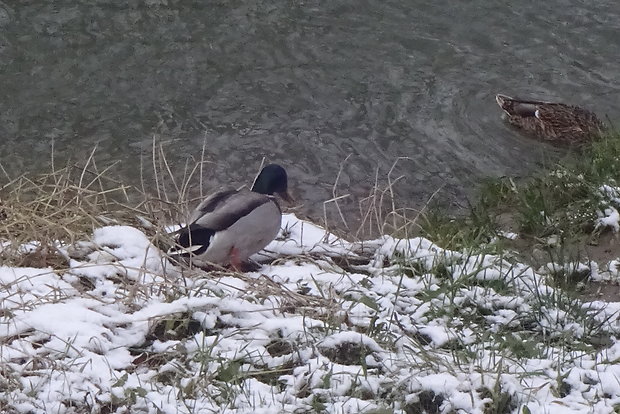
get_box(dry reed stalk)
[352,157,446,240]
[0,187,109,266]
[322,154,352,236]
[0,140,204,267]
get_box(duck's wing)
[496,94,560,117]
[171,191,275,257]
[535,104,605,141]
[191,191,275,231]
[189,190,239,223]
[534,104,601,127]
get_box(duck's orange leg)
[229,246,243,272]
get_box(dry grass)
[0,150,132,267]
[4,140,620,413]
[0,140,440,270]
[321,156,444,241]
[0,139,205,268]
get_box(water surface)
[1,0,619,230]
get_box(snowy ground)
[2,214,620,413]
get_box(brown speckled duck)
[495,94,605,145]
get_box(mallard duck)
[170,164,292,269]
[495,94,605,144]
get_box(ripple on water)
[0,0,618,231]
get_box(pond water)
[1,0,619,232]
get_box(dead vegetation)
[3,139,620,413]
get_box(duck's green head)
[252,164,293,202]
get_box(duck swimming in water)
[170,164,292,269]
[495,94,605,145]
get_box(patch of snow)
[597,207,620,232]
[499,230,518,240]
[3,215,620,413]
[319,331,384,353]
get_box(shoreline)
[2,136,620,413]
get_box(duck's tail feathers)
[495,94,513,108]
[495,94,539,117]
[167,225,215,257]
[167,244,205,256]
[496,94,516,114]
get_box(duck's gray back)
[190,190,276,231]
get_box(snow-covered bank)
[2,214,620,413]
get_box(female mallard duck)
[171,164,292,269]
[495,94,605,145]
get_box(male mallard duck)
[495,94,605,145]
[170,164,292,269]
